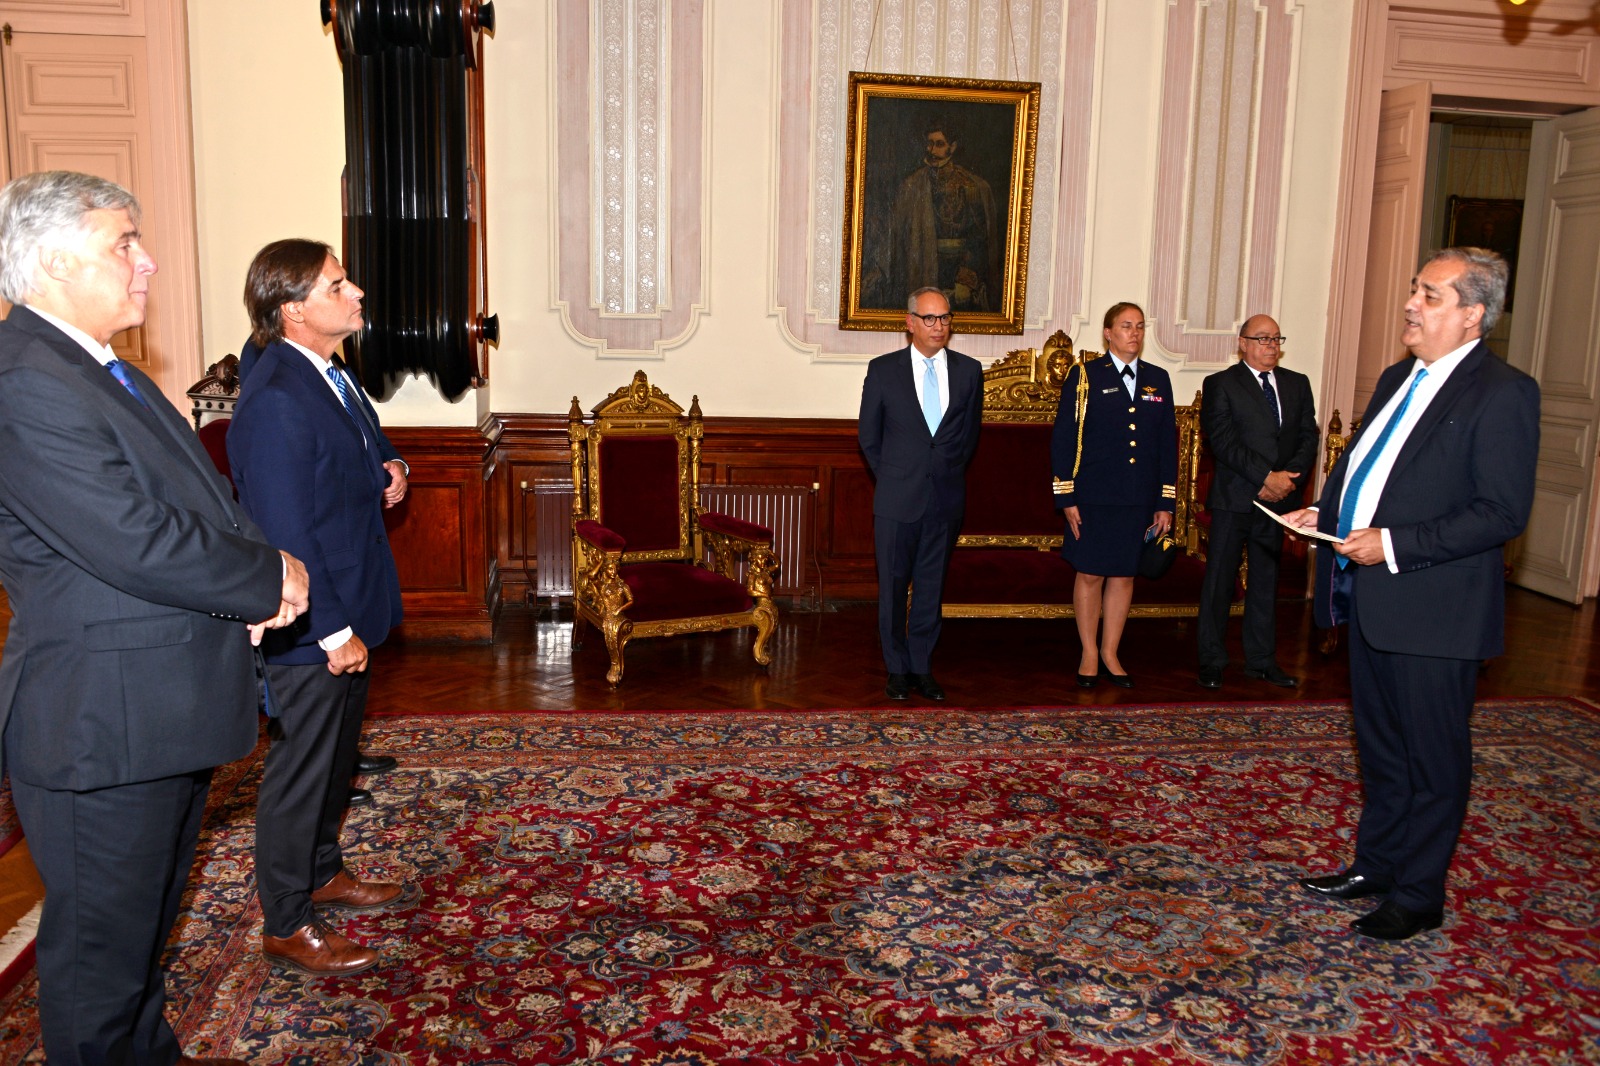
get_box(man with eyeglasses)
[1196,315,1318,691]
[858,287,983,701]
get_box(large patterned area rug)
[0,698,1596,1065]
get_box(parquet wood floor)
[0,584,1595,970]
[366,589,1599,715]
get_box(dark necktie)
[106,358,150,409]
[1334,368,1429,568]
[1259,370,1280,425]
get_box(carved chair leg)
[603,621,631,687]
[751,601,778,666]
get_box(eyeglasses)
[1242,335,1286,345]
[913,313,953,327]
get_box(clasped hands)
[248,551,311,646]
[1256,469,1301,504]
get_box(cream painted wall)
[187,1,1355,426]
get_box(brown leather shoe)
[310,868,405,911]
[178,1057,250,1065]
[262,919,378,976]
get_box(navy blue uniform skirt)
[1061,504,1149,577]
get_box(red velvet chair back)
[596,435,685,554]
[960,424,1059,538]
[196,418,235,494]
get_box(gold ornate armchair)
[568,371,779,685]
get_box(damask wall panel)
[1151,0,1300,367]
[555,0,706,355]
[779,0,1092,361]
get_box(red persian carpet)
[0,698,1597,1065]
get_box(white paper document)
[1254,500,1346,543]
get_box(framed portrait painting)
[839,71,1040,334]
[1446,196,1523,311]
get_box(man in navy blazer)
[858,287,984,701]
[0,171,306,1066]
[228,239,409,976]
[1287,248,1539,940]
[1196,315,1318,690]
[239,334,402,808]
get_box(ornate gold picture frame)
[839,71,1040,334]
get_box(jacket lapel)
[9,308,238,515]
[1385,343,1487,483]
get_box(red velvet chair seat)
[621,563,755,623]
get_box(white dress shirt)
[1109,353,1139,399]
[1338,338,1477,572]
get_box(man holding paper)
[1285,247,1539,941]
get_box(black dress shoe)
[1351,899,1443,941]
[1075,673,1098,689]
[1245,665,1299,688]
[885,674,910,700]
[1098,665,1133,689]
[1301,871,1393,900]
[347,786,374,808]
[355,752,398,775]
[1198,666,1222,690]
[911,674,945,701]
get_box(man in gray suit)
[0,171,307,1066]
[1196,315,1318,690]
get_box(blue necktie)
[106,358,149,409]
[327,365,366,445]
[1335,367,1428,567]
[1259,370,1279,425]
[921,358,941,435]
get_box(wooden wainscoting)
[382,420,502,642]
[492,414,878,606]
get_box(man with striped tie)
[1287,247,1540,941]
[228,239,410,975]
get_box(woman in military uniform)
[1050,302,1178,688]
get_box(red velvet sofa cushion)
[960,423,1059,537]
[621,562,754,623]
[598,436,682,552]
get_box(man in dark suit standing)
[858,287,984,701]
[1196,315,1318,690]
[1288,247,1539,940]
[228,239,409,975]
[0,171,307,1066]
[238,334,402,809]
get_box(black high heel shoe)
[1076,672,1098,689]
[1098,664,1133,689]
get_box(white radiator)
[528,483,815,602]
[530,480,575,601]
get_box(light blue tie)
[921,358,941,435]
[1335,367,1428,567]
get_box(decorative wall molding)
[1149,0,1301,367]
[553,0,709,356]
[1386,5,1600,104]
[775,0,1098,362]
